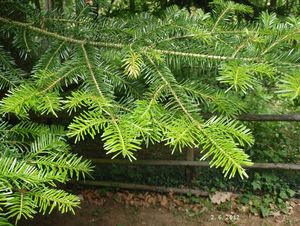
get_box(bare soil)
[20,190,300,226]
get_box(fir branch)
[155,49,257,61]
[29,187,80,214]
[45,41,66,71]
[0,17,124,49]
[0,71,16,89]
[146,57,252,178]
[0,16,260,63]
[262,29,300,54]
[6,192,36,224]
[79,44,138,160]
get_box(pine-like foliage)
[0,0,299,190]
[0,121,92,225]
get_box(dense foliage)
[0,0,299,224]
[0,121,92,225]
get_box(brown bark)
[45,0,52,11]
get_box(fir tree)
[0,0,299,224]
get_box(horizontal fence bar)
[235,114,300,122]
[77,180,209,196]
[90,159,300,170]
[80,160,300,195]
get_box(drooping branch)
[0,17,124,49]
[0,16,259,62]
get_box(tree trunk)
[129,0,135,13]
[34,0,41,10]
[270,0,277,8]
[45,0,52,11]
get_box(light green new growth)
[0,2,300,223]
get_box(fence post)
[185,148,196,185]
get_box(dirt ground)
[20,190,300,226]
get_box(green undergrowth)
[95,164,300,192]
[93,165,299,217]
[246,122,300,163]
[85,119,300,217]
